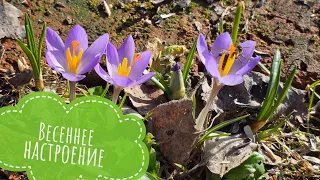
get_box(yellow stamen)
[66,40,83,74]
[222,54,236,76]
[218,44,237,77]
[117,53,142,77]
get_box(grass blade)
[258,111,294,140]
[150,76,166,92]
[182,38,197,85]
[118,92,127,109]
[197,114,250,145]
[258,62,270,75]
[264,65,297,119]
[37,22,47,65]
[25,14,36,56]
[231,1,244,45]
[257,49,281,120]
[148,68,171,96]
[219,19,224,34]
[100,84,110,98]
[309,80,320,111]
[16,38,40,77]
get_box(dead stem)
[195,78,223,131]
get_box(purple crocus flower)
[195,32,261,131]
[94,35,155,88]
[197,32,261,86]
[45,25,109,82]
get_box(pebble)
[63,16,73,25]
[54,1,66,9]
[176,0,190,9]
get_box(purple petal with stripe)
[128,50,152,80]
[236,56,261,76]
[77,33,109,74]
[117,35,135,64]
[106,42,119,78]
[61,72,86,82]
[130,72,155,87]
[211,32,232,59]
[65,25,88,53]
[217,74,244,86]
[46,27,65,51]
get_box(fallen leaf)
[8,69,33,89]
[124,84,167,116]
[148,99,199,165]
[203,133,258,177]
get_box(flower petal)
[77,54,100,75]
[238,40,256,64]
[77,33,109,74]
[118,35,135,64]
[218,74,244,86]
[62,72,86,82]
[65,25,88,52]
[211,32,233,59]
[94,64,114,84]
[236,56,261,76]
[106,42,119,78]
[112,75,134,87]
[228,60,243,75]
[197,34,209,65]
[45,50,67,73]
[202,51,220,78]
[130,72,155,87]
[128,50,152,80]
[46,27,65,51]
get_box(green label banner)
[0,92,149,180]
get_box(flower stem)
[35,73,44,91]
[69,81,76,102]
[112,85,123,103]
[195,78,223,131]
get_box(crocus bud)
[169,63,185,100]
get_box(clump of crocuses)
[45,25,109,101]
[195,32,261,131]
[95,35,155,102]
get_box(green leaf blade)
[264,65,297,119]
[182,38,197,85]
[25,14,37,56]
[198,114,250,145]
[231,1,243,45]
[257,49,281,120]
[16,38,40,78]
[37,22,47,66]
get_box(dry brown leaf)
[124,84,167,116]
[203,134,258,177]
[148,99,199,165]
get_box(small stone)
[194,21,202,32]
[54,1,66,9]
[63,16,73,25]
[21,0,31,7]
[38,19,44,24]
[176,0,190,9]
